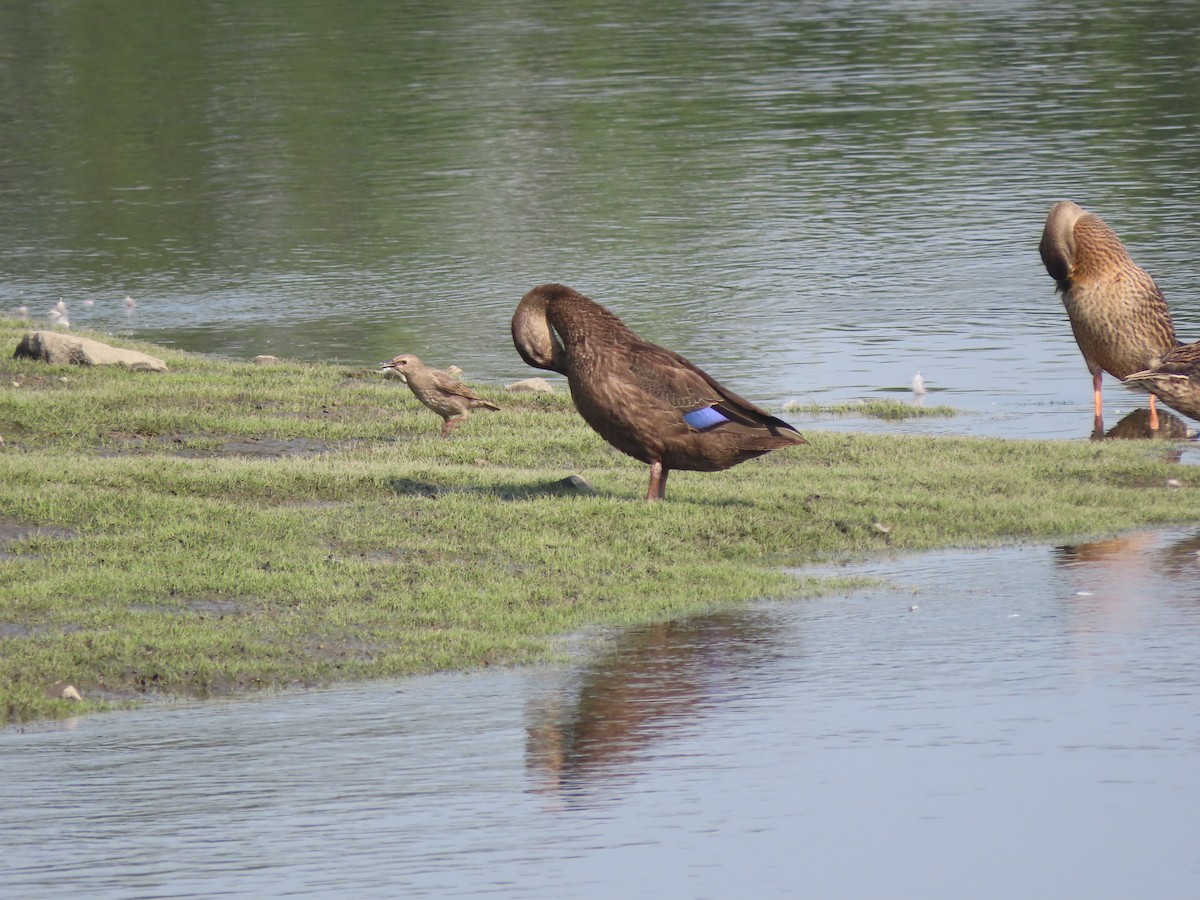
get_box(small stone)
[505,377,555,393]
[61,685,82,701]
[1166,478,1182,489]
[252,355,279,365]
[14,331,167,372]
[554,475,596,494]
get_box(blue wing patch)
[683,406,729,430]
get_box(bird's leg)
[646,461,668,501]
[441,416,465,438]
[1092,370,1104,435]
[1147,394,1160,431]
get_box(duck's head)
[512,286,568,374]
[1039,200,1087,288]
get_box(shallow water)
[4,530,1199,898]
[3,1,1200,440]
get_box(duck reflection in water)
[1055,529,1200,664]
[1095,406,1190,449]
[525,610,777,796]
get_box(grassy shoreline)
[3,320,1200,725]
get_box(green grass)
[3,319,1200,725]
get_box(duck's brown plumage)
[380,353,499,438]
[511,283,806,500]
[1125,341,1200,422]
[1039,200,1179,430]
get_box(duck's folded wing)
[1149,343,1200,377]
[627,343,798,434]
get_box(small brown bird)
[512,283,807,500]
[1039,200,1180,433]
[380,354,499,438]
[1124,341,1200,423]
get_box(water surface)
[3,0,1200,438]
[3,530,1199,898]
[4,6,1200,896]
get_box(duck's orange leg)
[1147,394,1160,431]
[646,461,668,501]
[1092,370,1104,435]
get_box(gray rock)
[252,355,280,365]
[504,377,555,393]
[13,331,168,372]
[553,475,596,494]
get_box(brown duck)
[1124,341,1200,423]
[1039,200,1179,432]
[380,354,499,438]
[511,283,807,500]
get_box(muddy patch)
[98,434,353,458]
[125,597,251,618]
[388,474,597,500]
[0,520,75,560]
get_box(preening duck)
[1039,200,1179,432]
[511,283,806,500]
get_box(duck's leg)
[1147,394,1160,431]
[1092,370,1104,435]
[646,461,668,501]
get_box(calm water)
[3,1,1200,438]
[3,530,1199,898]
[4,5,1200,896]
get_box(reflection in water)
[1097,407,1192,443]
[1057,529,1200,595]
[525,613,777,794]
[1057,528,1200,581]
[3,534,1200,898]
[1056,530,1200,666]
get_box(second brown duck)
[1039,200,1180,432]
[1124,342,1200,423]
[511,283,807,500]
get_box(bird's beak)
[379,362,407,383]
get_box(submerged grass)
[3,319,1200,724]
[783,398,957,419]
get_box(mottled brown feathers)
[512,283,806,499]
[1039,200,1180,433]
[1125,342,1200,422]
[380,353,499,438]
[1039,200,1178,381]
